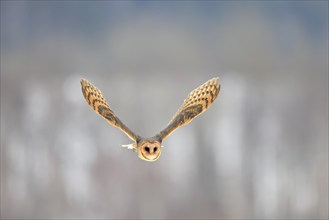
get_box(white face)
[137,141,161,162]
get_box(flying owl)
[80,77,220,162]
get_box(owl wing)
[156,77,220,141]
[80,79,138,142]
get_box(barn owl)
[81,77,220,162]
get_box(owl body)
[81,77,220,162]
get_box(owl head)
[137,139,162,162]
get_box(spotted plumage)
[160,77,220,140]
[81,77,220,162]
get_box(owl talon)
[122,143,135,150]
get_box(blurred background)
[1,1,328,219]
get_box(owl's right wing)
[80,79,138,142]
[156,77,220,141]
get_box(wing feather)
[157,77,220,141]
[80,79,138,141]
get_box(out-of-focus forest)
[1,1,328,219]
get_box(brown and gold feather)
[80,79,138,142]
[157,77,220,140]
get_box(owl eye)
[145,146,150,153]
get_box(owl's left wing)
[156,77,220,141]
[80,79,138,142]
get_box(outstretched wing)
[156,77,220,141]
[80,79,138,141]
